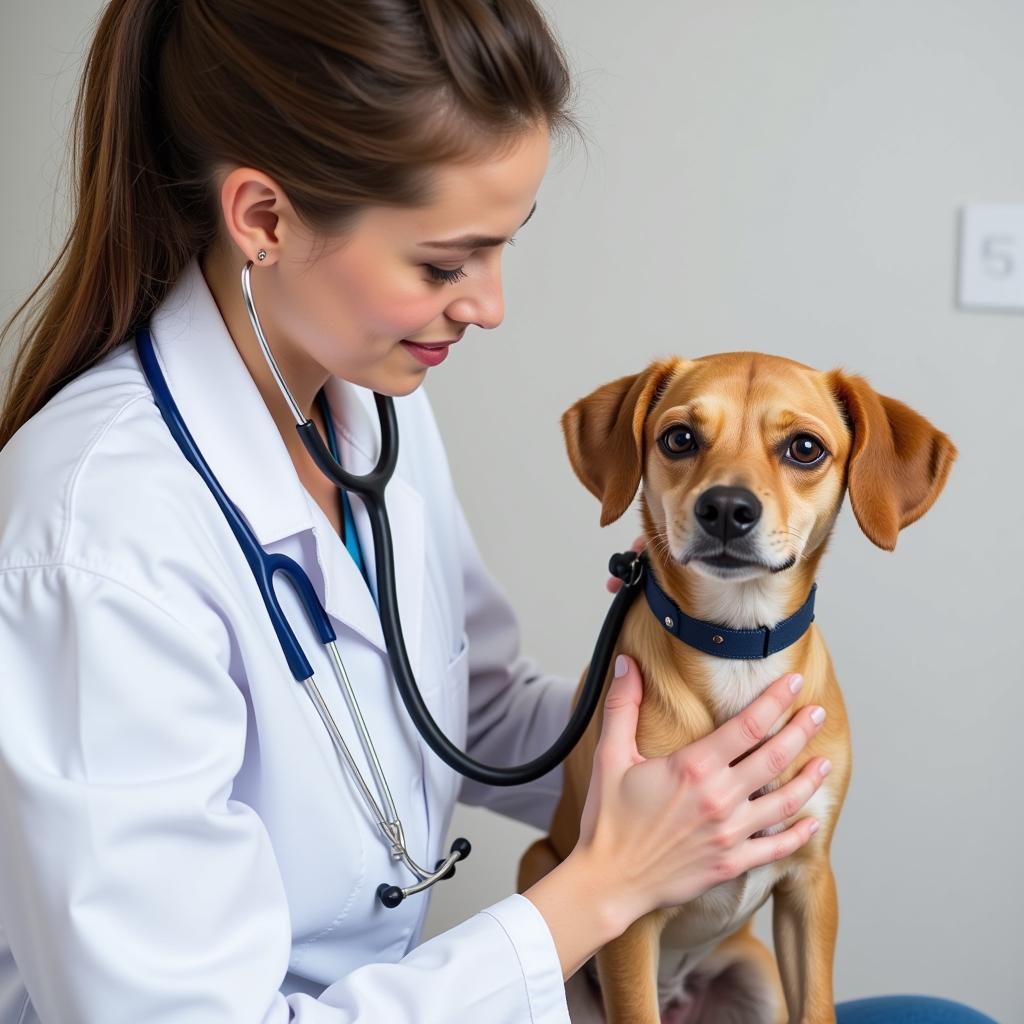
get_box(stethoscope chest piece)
[376,836,472,908]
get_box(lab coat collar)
[146,257,424,667]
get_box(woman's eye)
[786,434,827,466]
[659,425,698,457]
[426,264,468,285]
[424,238,516,286]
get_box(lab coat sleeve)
[452,496,579,831]
[0,564,571,1023]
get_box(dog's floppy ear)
[826,369,958,551]
[562,358,682,526]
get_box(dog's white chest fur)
[704,652,793,727]
[688,580,801,726]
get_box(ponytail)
[0,0,211,448]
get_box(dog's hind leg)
[772,862,839,1024]
[596,917,661,1023]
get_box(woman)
[0,1,995,1021]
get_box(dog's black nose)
[694,486,762,542]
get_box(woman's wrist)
[522,845,636,981]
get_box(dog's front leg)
[771,859,839,1024]
[595,915,661,1024]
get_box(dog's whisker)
[648,533,674,562]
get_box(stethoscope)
[134,258,648,908]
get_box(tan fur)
[519,352,957,1024]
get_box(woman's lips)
[400,339,456,367]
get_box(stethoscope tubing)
[239,254,646,786]
[318,430,643,787]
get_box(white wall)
[2,2,1019,1020]
[422,3,1022,1020]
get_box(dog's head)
[562,352,957,582]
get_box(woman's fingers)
[731,703,826,795]
[743,756,831,837]
[674,672,805,773]
[577,654,646,848]
[591,655,644,775]
[729,817,821,879]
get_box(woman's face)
[213,121,550,409]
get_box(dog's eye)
[786,434,827,466]
[659,425,698,457]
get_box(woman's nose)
[445,264,504,330]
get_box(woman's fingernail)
[810,706,826,725]
[614,655,628,678]
[819,759,832,777]
[788,674,804,693]
[808,819,820,835]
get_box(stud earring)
[256,249,268,261]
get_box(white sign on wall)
[958,204,1024,313]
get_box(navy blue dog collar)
[645,569,817,660]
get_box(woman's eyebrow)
[419,201,537,250]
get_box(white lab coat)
[0,258,576,1023]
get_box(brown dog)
[518,352,957,1024]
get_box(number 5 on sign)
[958,204,1024,312]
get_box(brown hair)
[0,0,582,448]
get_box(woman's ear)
[561,358,683,526]
[826,369,959,551]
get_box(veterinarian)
[0,2,996,1022]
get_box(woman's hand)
[573,655,829,934]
